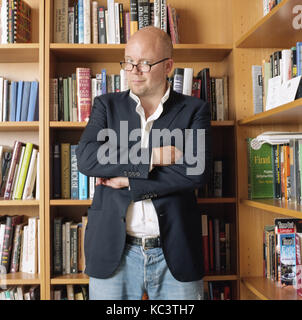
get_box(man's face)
[124,35,172,98]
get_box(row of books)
[171,68,229,121]
[0,141,40,201]
[50,68,127,122]
[201,215,231,274]
[0,215,40,274]
[0,285,40,300]
[204,281,232,300]
[54,0,179,44]
[263,0,282,16]
[263,218,302,297]
[247,137,302,203]
[0,79,39,122]
[53,215,87,275]
[252,42,302,114]
[197,160,224,198]
[52,284,88,300]
[52,143,97,200]
[0,0,31,44]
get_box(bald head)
[127,26,173,58]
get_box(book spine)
[54,0,68,43]
[214,218,220,272]
[61,143,70,199]
[68,6,74,43]
[26,81,39,121]
[160,0,167,32]
[70,145,79,199]
[83,0,91,44]
[74,1,78,43]
[153,0,160,28]
[114,2,120,44]
[68,77,73,122]
[76,67,91,122]
[79,171,88,200]
[130,0,138,36]
[27,217,37,274]
[107,0,115,44]
[92,1,98,44]
[70,224,78,273]
[53,144,61,199]
[173,68,184,93]
[98,6,107,44]
[201,215,209,274]
[78,0,84,44]
[119,3,125,44]
[63,78,69,121]
[65,221,71,274]
[14,142,33,200]
[53,217,62,274]
[215,78,224,121]
[22,148,38,200]
[182,68,193,96]
[1,216,13,272]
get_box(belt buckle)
[141,236,152,250]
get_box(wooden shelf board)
[0,200,39,206]
[0,272,40,285]
[203,274,239,282]
[242,277,302,300]
[0,44,40,62]
[49,43,233,62]
[236,0,302,48]
[211,120,235,127]
[241,198,302,218]
[198,197,236,204]
[0,121,40,131]
[50,199,92,206]
[238,98,302,125]
[51,274,89,285]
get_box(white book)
[91,78,97,102]
[105,10,109,44]
[89,176,95,199]
[0,224,6,264]
[0,77,4,122]
[154,0,161,28]
[27,217,38,274]
[68,7,75,43]
[114,3,120,44]
[1,0,8,44]
[22,148,38,200]
[35,152,40,200]
[107,0,116,44]
[83,0,91,44]
[182,68,193,96]
[21,225,29,273]
[96,74,102,96]
[37,219,40,274]
[281,49,292,84]
[16,286,24,300]
[92,1,98,44]
[12,146,25,200]
[68,77,73,122]
[2,79,9,122]
[120,69,129,91]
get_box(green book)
[14,142,33,200]
[247,138,274,199]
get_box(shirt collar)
[129,85,171,122]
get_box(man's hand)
[95,177,129,189]
[152,145,183,167]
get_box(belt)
[126,234,161,249]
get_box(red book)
[192,78,201,98]
[201,215,209,274]
[167,4,176,44]
[208,218,214,271]
[76,67,91,122]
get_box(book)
[182,68,193,96]
[26,81,39,121]
[173,68,184,93]
[252,65,263,114]
[130,0,138,36]
[76,67,91,122]
[61,143,70,199]
[201,215,209,274]
[54,0,68,43]
[247,138,274,199]
[20,81,31,121]
[97,6,106,44]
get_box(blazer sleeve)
[128,101,212,202]
[76,96,151,179]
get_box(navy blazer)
[76,89,212,282]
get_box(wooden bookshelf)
[242,277,302,300]
[236,0,302,48]
[0,0,45,299]
[234,0,302,300]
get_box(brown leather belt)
[126,234,161,249]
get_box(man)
[76,26,211,300]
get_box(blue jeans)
[89,243,204,300]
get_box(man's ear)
[165,58,174,75]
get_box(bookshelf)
[0,0,45,299]
[233,0,302,299]
[44,0,238,300]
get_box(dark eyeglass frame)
[120,57,170,73]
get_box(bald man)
[76,26,212,300]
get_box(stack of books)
[54,0,180,44]
[0,285,40,300]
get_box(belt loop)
[141,237,146,250]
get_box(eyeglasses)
[120,58,170,73]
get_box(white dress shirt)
[126,86,171,238]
